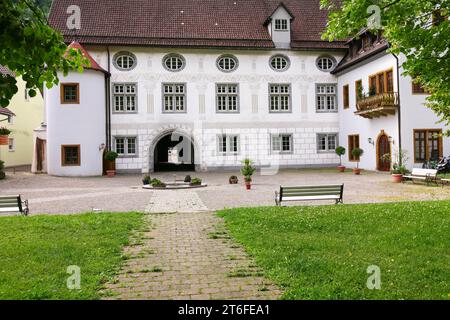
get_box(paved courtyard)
[0,169,449,214]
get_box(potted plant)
[335,146,346,172]
[244,175,252,190]
[0,160,5,180]
[104,151,119,177]
[385,149,410,183]
[352,148,364,175]
[240,159,256,190]
[190,177,202,186]
[0,127,11,146]
[184,175,192,183]
[229,175,239,184]
[151,178,166,188]
[142,175,151,185]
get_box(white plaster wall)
[398,55,450,168]
[337,53,399,171]
[46,70,106,176]
[85,47,344,173]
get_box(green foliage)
[244,175,252,183]
[104,151,118,161]
[184,175,191,183]
[0,127,11,135]
[190,177,202,185]
[142,175,151,184]
[150,178,166,187]
[219,200,450,299]
[383,148,410,174]
[352,148,364,168]
[0,160,4,171]
[241,158,256,177]
[0,212,144,299]
[321,0,450,134]
[335,146,346,165]
[0,171,5,180]
[0,0,88,107]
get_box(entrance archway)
[154,132,195,172]
[377,131,391,171]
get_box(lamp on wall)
[388,136,394,144]
[99,143,106,151]
[368,138,374,146]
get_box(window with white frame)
[274,19,288,31]
[113,52,136,71]
[316,56,336,72]
[216,55,238,72]
[8,138,14,152]
[269,84,291,112]
[316,84,337,112]
[114,137,137,156]
[113,84,137,113]
[216,84,239,112]
[217,135,239,154]
[271,134,293,153]
[269,55,290,71]
[317,133,338,152]
[163,54,185,72]
[163,83,186,112]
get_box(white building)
[42,0,449,176]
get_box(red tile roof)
[67,41,108,73]
[49,0,347,50]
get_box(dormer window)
[274,19,288,31]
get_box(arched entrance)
[154,132,195,172]
[377,131,391,171]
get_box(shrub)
[104,151,119,161]
[0,160,4,171]
[0,171,5,180]
[190,178,202,185]
[352,148,364,168]
[150,179,166,187]
[142,175,151,185]
[184,175,191,183]
[241,158,256,177]
[335,146,346,166]
[0,127,11,135]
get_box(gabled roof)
[49,0,347,50]
[264,2,295,26]
[67,42,108,74]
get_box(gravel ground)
[1,169,449,215]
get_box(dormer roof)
[264,2,295,26]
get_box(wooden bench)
[441,178,450,187]
[402,168,438,185]
[275,184,344,206]
[0,195,29,216]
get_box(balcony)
[355,92,399,119]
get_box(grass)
[218,201,450,300]
[0,212,144,300]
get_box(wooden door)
[377,134,391,171]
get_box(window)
[216,55,238,72]
[216,84,239,112]
[163,84,186,112]
[316,56,336,72]
[217,135,239,154]
[269,84,291,112]
[343,85,349,109]
[8,138,14,152]
[274,19,288,31]
[412,81,428,94]
[369,69,394,95]
[269,55,290,71]
[113,84,137,113]
[348,135,360,161]
[115,137,137,156]
[316,84,337,112]
[113,52,136,71]
[271,134,293,153]
[61,145,80,166]
[60,83,79,104]
[414,129,442,163]
[317,134,338,152]
[163,54,185,72]
[355,79,363,101]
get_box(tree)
[321,0,450,133]
[0,0,87,107]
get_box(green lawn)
[218,201,450,300]
[0,212,144,300]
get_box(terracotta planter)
[105,159,116,171]
[353,168,362,175]
[392,173,403,183]
[106,170,116,177]
[338,166,346,172]
[0,135,9,146]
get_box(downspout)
[106,46,111,150]
[391,49,402,165]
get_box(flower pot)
[353,168,362,175]
[229,178,238,184]
[143,180,151,185]
[338,166,346,173]
[245,183,251,190]
[106,170,116,177]
[391,173,403,183]
[0,135,8,146]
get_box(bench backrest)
[411,168,438,177]
[0,195,22,211]
[280,184,344,198]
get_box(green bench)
[275,184,344,206]
[0,195,29,216]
